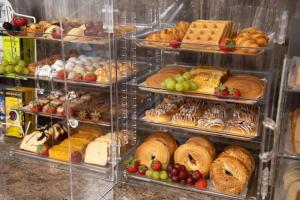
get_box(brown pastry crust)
[219,146,255,174]
[224,74,264,100]
[144,72,177,88]
[210,156,250,195]
[186,136,216,158]
[145,132,178,156]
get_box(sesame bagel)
[210,156,250,195]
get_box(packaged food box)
[5,87,35,138]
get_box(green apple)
[146,170,153,178]
[175,74,185,82]
[14,65,24,73]
[9,59,18,66]
[17,60,26,68]
[182,72,191,80]
[2,60,9,67]
[175,82,184,92]
[190,81,198,90]
[22,68,29,74]
[160,81,167,89]
[5,65,14,73]
[182,81,191,91]
[165,78,176,90]
[152,171,160,179]
[159,170,168,180]
[0,65,5,74]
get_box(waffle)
[181,20,233,50]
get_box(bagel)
[174,143,213,177]
[185,136,216,158]
[135,140,170,168]
[145,132,178,156]
[210,156,249,195]
[219,146,255,174]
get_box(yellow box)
[5,87,35,138]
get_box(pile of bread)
[291,109,300,155]
[144,95,258,137]
[145,21,190,46]
[135,132,255,195]
[144,19,268,54]
[235,27,269,54]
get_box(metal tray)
[137,67,267,105]
[134,29,274,56]
[139,103,261,141]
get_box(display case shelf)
[128,67,267,105]
[133,28,274,56]
[20,106,111,127]
[137,118,261,142]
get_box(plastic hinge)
[123,170,128,181]
[102,5,119,33]
[65,91,77,100]
[68,119,78,128]
[259,151,273,162]
[276,10,288,45]
[261,167,270,200]
[262,118,276,131]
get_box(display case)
[0,0,296,200]
[116,0,290,200]
[0,0,120,199]
[272,2,300,199]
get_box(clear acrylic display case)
[115,0,290,199]
[0,0,119,199]
[0,0,296,200]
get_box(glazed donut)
[174,143,213,177]
[210,156,249,195]
[145,132,178,156]
[135,140,170,168]
[186,136,216,158]
[219,146,255,174]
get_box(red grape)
[192,170,202,180]
[94,21,103,29]
[168,164,174,172]
[178,170,187,180]
[171,176,180,182]
[85,21,94,29]
[186,177,195,185]
[174,164,181,170]
[171,168,179,176]
[179,165,186,172]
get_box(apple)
[5,65,14,73]
[14,65,24,73]
[51,27,63,39]
[56,70,65,79]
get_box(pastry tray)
[5,72,130,88]
[21,106,111,127]
[123,150,259,200]
[138,104,261,141]
[134,29,274,56]
[14,147,110,174]
[136,68,267,105]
